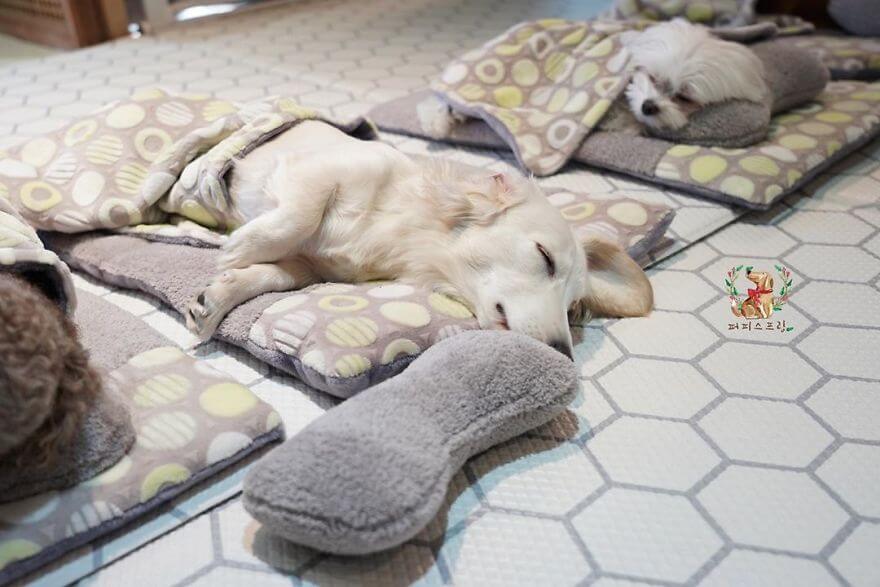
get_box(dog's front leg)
[186,259,317,340]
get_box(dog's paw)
[416,96,459,138]
[185,290,225,340]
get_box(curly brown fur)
[0,273,101,467]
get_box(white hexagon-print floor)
[2,0,878,585]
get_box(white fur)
[622,19,768,130]
[185,121,653,358]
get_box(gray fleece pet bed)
[371,41,880,209]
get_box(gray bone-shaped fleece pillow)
[243,329,578,555]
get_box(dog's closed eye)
[536,242,555,277]
[674,91,694,104]
[495,303,509,330]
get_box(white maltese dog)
[620,19,768,131]
[419,19,768,136]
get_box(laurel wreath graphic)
[724,264,793,312]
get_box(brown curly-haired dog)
[0,273,102,466]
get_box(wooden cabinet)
[0,0,129,49]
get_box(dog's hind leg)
[219,208,316,270]
[186,259,317,340]
[221,153,342,270]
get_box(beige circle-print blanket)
[0,89,376,237]
[432,19,642,176]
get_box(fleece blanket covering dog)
[603,0,880,80]
[604,0,816,32]
[0,88,375,238]
[780,34,880,81]
[604,0,758,27]
[431,19,640,176]
[602,0,880,81]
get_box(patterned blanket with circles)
[0,88,376,250]
[431,19,643,176]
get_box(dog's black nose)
[548,340,574,361]
[641,100,660,116]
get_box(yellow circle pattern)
[86,135,124,165]
[656,87,876,205]
[607,202,648,226]
[382,339,421,364]
[325,316,379,347]
[106,104,146,129]
[135,127,173,162]
[0,539,41,568]
[689,155,727,183]
[199,382,258,418]
[134,374,191,407]
[380,302,431,327]
[428,293,474,318]
[64,119,97,147]
[140,463,191,502]
[19,181,62,212]
[512,59,539,86]
[21,138,56,167]
[494,86,523,108]
[137,411,197,450]
[335,354,372,377]
[128,346,184,368]
[180,200,218,228]
[318,295,369,313]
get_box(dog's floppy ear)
[570,237,653,321]
[435,171,522,228]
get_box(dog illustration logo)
[725,265,793,319]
